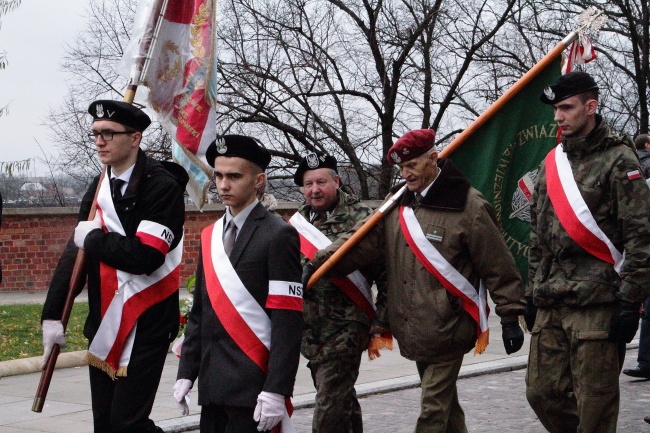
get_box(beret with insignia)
[386,129,436,165]
[205,135,272,170]
[540,71,599,105]
[293,153,338,186]
[88,100,151,132]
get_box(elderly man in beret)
[304,129,526,432]
[41,100,188,432]
[289,153,388,433]
[524,71,650,432]
[175,135,303,433]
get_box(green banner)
[448,57,562,282]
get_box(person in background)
[634,134,650,178]
[290,153,388,433]
[41,100,187,433]
[304,129,526,433]
[525,72,650,433]
[622,134,650,383]
[174,135,303,433]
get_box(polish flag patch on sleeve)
[627,170,642,180]
[266,280,304,311]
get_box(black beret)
[88,100,151,132]
[293,153,338,186]
[540,71,599,105]
[205,135,272,170]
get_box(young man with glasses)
[41,100,188,433]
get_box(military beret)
[386,129,436,165]
[540,71,599,105]
[88,100,151,132]
[293,153,338,186]
[205,135,272,170]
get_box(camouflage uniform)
[526,116,650,433]
[299,189,387,433]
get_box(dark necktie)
[223,220,237,256]
[414,192,423,207]
[111,178,126,201]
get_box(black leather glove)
[608,301,641,343]
[523,297,537,332]
[502,321,524,355]
[301,262,316,291]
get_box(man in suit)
[41,100,187,433]
[174,135,304,433]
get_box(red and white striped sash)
[87,174,182,378]
[202,218,298,432]
[202,219,272,371]
[288,212,376,320]
[545,145,623,273]
[202,216,304,372]
[399,206,490,354]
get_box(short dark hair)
[577,89,599,103]
[634,134,650,150]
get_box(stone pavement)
[286,348,650,433]
[0,291,645,432]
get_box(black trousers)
[200,405,269,433]
[89,341,168,433]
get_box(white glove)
[41,320,66,369]
[254,391,286,432]
[173,379,192,416]
[74,213,102,249]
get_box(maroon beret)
[386,129,436,164]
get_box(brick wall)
[0,203,304,293]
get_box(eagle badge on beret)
[543,87,555,101]
[306,153,319,168]
[96,104,105,118]
[390,151,401,163]
[215,138,227,154]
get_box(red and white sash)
[288,212,376,320]
[87,174,182,378]
[399,206,490,354]
[202,217,299,432]
[545,145,624,273]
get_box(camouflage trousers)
[526,304,623,433]
[308,353,363,433]
[414,356,467,433]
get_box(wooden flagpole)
[306,9,607,289]
[32,0,168,413]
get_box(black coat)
[42,150,188,345]
[177,202,304,408]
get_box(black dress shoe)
[645,415,650,424]
[622,367,650,379]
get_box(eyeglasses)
[88,130,134,142]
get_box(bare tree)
[525,0,649,135]
[44,0,172,183]
[215,0,523,198]
[46,0,648,200]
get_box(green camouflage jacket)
[299,189,388,363]
[527,116,650,306]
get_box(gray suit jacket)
[178,202,303,408]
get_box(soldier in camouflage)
[293,153,387,433]
[525,71,650,433]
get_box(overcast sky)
[0,0,86,175]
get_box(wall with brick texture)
[0,203,304,293]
